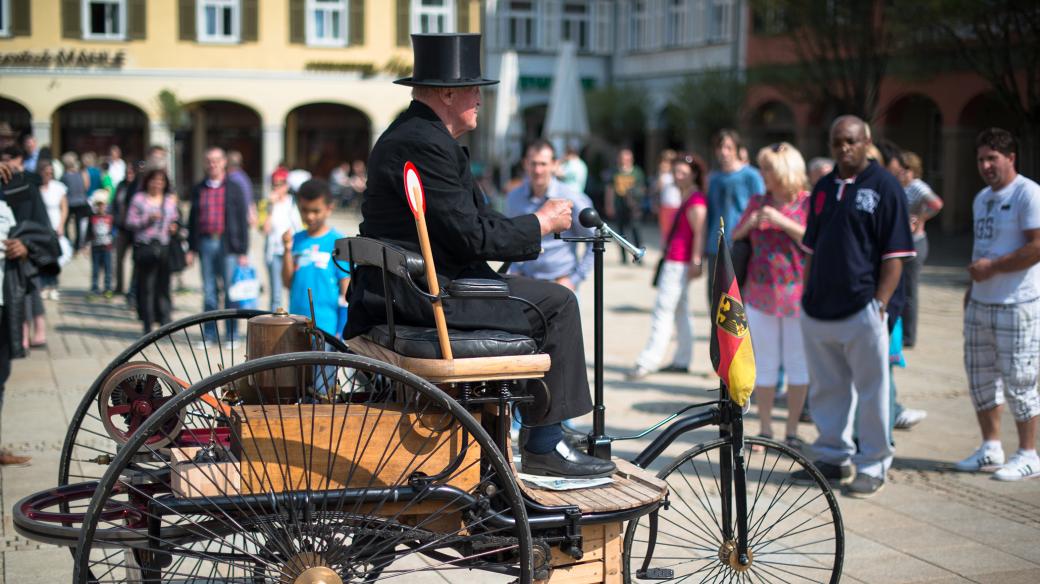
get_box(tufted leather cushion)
[365,324,538,359]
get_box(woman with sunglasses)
[733,142,811,450]
[627,153,709,380]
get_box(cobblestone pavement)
[1,210,1037,582]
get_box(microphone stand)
[559,209,645,460]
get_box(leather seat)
[364,324,538,360]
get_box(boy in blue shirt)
[281,179,349,338]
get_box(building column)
[941,124,973,234]
[149,119,175,182]
[31,119,52,148]
[262,122,284,188]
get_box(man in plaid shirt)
[187,146,251,344]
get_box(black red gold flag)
[709,220,756,406]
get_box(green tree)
[585,84,647,147]
[749,0,901,121]
[667,69,747,154]
[914,0,1040,175]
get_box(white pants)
[801,302,892,479]
[636,260,694,370]
[746,306,809,387]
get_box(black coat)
[346,101,543,338]
[187,178,250,255]
[3,221,61,359]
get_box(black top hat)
[395,34,498,88]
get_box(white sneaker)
[954,445,1005,472]
[993,452,1040,482]
[894,408,927,430]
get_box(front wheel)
[623,437,844,583]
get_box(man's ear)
[439,88,455,106]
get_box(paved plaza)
[1,210,1038,583]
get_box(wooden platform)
[348,335,551,383]
[515,456,668,514]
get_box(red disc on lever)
[404,161,427,217]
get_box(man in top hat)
[346,34,615,479]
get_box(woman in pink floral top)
[733,142,810,449]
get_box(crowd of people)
[0,66,1036,486]
[502,116,1039,493]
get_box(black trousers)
[614,199,642,264]
[135,244,172,332]
[507,277,594,425]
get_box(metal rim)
[73,351,532,584]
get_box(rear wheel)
[74,352,532,583]
[623,437,844,583]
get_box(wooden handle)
[413,206,453,360]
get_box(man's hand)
[4,239,27,260]
[535,198,573,236]
[0,161,12,184]
[185,251,194,267]
[555,276,575,291]
[282,229,294,251]
[237,254,249,267]
[968,258,997,282]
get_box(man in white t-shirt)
[957,128,1040,481]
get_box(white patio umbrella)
[543,41,589,153]
[491,50,521,189]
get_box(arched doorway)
[183,101,262,188]
[880,94,943,183]
[748,101,796,156]
[285,103,371,179]
[948,93,1020,230]
[54,98,148,162]
[0,97,31,141]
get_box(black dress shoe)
[521,440,617,479]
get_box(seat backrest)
[335,237,426,283]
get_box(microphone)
[578,208,645,261]
[579,207,603,229]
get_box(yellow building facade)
[0,0,481,186]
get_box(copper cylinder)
[240,309,313,403]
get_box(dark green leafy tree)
[667,69,747,153]
[585,84,647,147]
[915,0,1040,174]
[749,0,901,120]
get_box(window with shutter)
[348,0,363,45]
[289,0,305,44]
[82,0,127,40]
[396,0,409,46]
[241,0,257,41]
[0,0,10,37]
[179,0,196,41]
[198,0,240,43]
[411,0,454,34]
[306,0,347,46]
[456,0,469,33]
[62,0,81,38]
[128,0,145,40]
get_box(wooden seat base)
[517,457,668,514]
[348,335,551,383]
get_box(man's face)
[298,196,334,231]
[446,86,481,135]
[618,150,633,170]
[715,137,737,168]
[977,146,1016,189]
[23,136,36,153]
[205,150,226,179]
[524,146,556,193]
[886,158,909,187]
[1,154,23,172]
[110,145,121,159]
[829,121,869,174]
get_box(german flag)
[709,220,756,406]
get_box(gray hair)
[808,157,834,174]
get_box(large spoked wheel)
[623,437,844,583]
[59,309,349,488]
[74,352,532,583]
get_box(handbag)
[651,207,686,288]
[228,264,260,309]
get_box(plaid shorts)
[964,298,1040,421]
